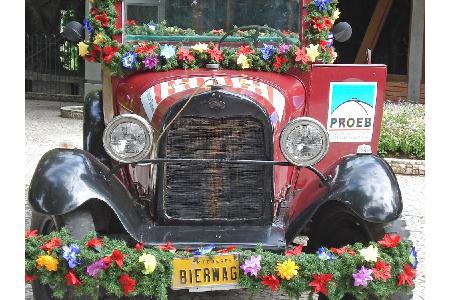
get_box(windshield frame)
[122,0,302,44]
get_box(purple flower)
[279,44,290,54]
[122,52,137,69]
[62,244,82,269]
[86,259,107,277]
[260,44,275,60]
[143,56,159,70]
[240,255,261,277]
[83,19,94,33]
[314,0,332,12]
[316,247,335,260]
[352,266,373,287]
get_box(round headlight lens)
[103,114,152,163]
[280,117,329,166]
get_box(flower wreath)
[26,229,417,299]
[79,0,340,76]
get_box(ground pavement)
[25,100,425,299]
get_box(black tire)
[308,204,411,300]
[30,208,96,300]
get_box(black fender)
[83,90,110,166]
[286,154,402,242]
[28,148,144,240]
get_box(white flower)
[358,245,379,262]
[160,44,176,59]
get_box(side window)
[126,0,165,23]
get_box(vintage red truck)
[28,0,409,299]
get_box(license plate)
[171,254,240,291]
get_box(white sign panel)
[327,82,377,142]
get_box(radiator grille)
[163,116,268,220]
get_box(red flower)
[102,249,125,268]
[397,264,416,286]
[89,45,104,62]
[282,30,291,35]
[40,237,61,253]
[90,8,98,16]
[95,11,109,28]
[25,274,36,283]
[286,245,303,256]
[295,47,308,64]
[309,273,333,296]
[135,243,144,252]
[320,40,328,50]
[126,20,137,26]
[25,229,38,239]
[261,274,280,293]
[216,246,237,253]
[330,245,356,256]
[378,234,401,248]
[323,18,333,30]
[210,29,224,36]
[86,238,102,249]
[207,45,223,62]
[237,45,254,56]
[311,18,325,31]
[372,260,392,282]
[159,241,177,252]
[65,271,81,287]
[273,55,288,70]
[103,46,119,64]
[177,48,195,62]
[135,43,158,55]
[118,274,136,296]
[312,17,333,32]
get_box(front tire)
[308,204,411,300]
[30,208,96,300]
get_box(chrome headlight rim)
[102,114,153,163]
[280,117,329,167]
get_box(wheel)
[30,208,96,300]
[308,204,411,300]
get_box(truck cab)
[28,0,406,298]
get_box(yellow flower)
[36,255,59,272]
[237,54,250,69]
[333,9,341,21]
[191,43,208,53]
[359,245,379,262]
[139,253,157,275]
[306,44,320,63]
[78,42,89,57]
[93,33,106,45]
[276,259,299,280]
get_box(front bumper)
[138,224,286,251]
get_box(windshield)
[125,0,300,41]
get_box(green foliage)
[26,229,415,300]
[79,0,340,76]
[378,102,425,159]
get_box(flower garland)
[26,229,416,300]
[80,0,340,76]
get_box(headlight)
[103,114,152,163]
[280,117,329,166]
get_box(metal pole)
[407,0,425,104]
